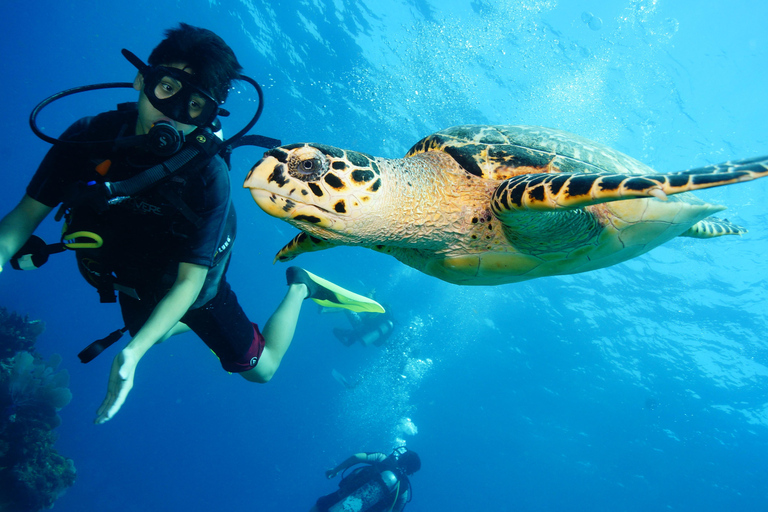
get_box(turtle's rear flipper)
[491,155,768,213]
[680,217,746,238]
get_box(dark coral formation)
[0,311,76,512]
[0,307,45,360]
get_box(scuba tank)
[328,469,399,512]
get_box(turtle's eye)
[301,159,321,173]
[288,147,329,181]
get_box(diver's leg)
[240,283,308,383]
[241,267,381,382]
[346,310,363,328]
[333,327,356,346]
[360,329,379,347]
[157,322,191,343]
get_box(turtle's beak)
[245,155,293,219]
[244,155,279,190]
[248,188,294,219]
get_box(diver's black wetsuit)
[26,108,263,371]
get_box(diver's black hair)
[396,450,421,476]
[148,23,243,103]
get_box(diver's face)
[133,62,199,136]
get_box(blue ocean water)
[1,0,767,510]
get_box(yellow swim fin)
[286,267,385,313]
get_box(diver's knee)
[159,322,191,343]
[240,364,274,384]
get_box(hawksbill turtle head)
[244,143,384,242]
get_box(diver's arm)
[121,261,208,360]
[326,452,387,478]
[326,454,368,479]
[95,261,208,423]
[0,195,53,270]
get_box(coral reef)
[0,311,75,512]
[0,308,45,360]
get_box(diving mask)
[392,446,408,459]
[122,48,220,128]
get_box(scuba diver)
[332,303,395,348]
[311,447,421,512]
[0,24,383,424]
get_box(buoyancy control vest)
[51,104,233,303]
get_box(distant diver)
[333,303,395,348]
[311,447,421,512]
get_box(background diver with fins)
[311,447,421,512]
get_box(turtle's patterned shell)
[405,125,656,181]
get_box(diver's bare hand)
[95,348,137,424]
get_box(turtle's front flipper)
[491,155,768,213]
[274,232,339,262]
[680,217,746,238]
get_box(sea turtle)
[243,125,768,285]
